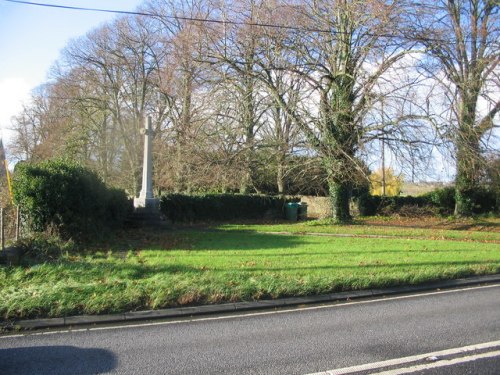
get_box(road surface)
[1,284,499,374]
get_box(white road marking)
[307,341,500,375]
[1,283,499,339]
[374,350,500,375]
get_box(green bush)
[356,195,431,217]
[354,192,379,216]
[468,187,498,214]
[425,187,455,215]
[352,183,374,216]
[160,194,297,223]
[13,160,131,241]
[423,186,497,215]
[356,185,498,217]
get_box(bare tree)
[59,14,166,194]
[406,0,499,215]
[255,1,308,194]
[10,95,46,162]
[204,0,275,193]
[145,0,215,193]
[10,0,467,207]
[9,83,74,162]
[263,74,305,194]
[253,0,410,221]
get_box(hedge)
[355,186,498,217]
[160,194,297,222]
[13,160,131,241]
[425,186,497,215]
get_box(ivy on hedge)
[160,194,297,222]
[355,186,497,217]
[13,160,130,241]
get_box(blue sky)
[0,0,144,146]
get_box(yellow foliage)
[370,168,403,196]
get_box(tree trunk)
[240,131,254,194]
[328,178,352,223]
[454,93,481,217]
[325,151,354,223]
[239,74,255,194]
[454,135,482,216]
[175,71,193,193]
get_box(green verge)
[1,227,499,320]
[221,219,500,242]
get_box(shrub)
[423,186,497,215]
[160,194,297,223]
[468,187,498,214]
[13,160,131,241]
[357,185,498,217]
[355,192,379,216]
[425,187,455,215]
[369,168,403,196]
[15,233,75,264]
[377,196,431,216]
[356,195,433,217]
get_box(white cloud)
[0,77,32,146]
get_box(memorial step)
[125,210,169,229]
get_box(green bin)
[298,202,308,220]
[285,202,299,221]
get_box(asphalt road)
[1,284,499,375]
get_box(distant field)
[1,217,499,321]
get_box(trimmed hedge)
[355,186,498,217]
[160,194,297,222]
[13,160,131,241]
[424,186,497,215]
[426,187,455,214]
[355,194,432,217]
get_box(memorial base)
[133,197,160,213]
[128,197,166,228]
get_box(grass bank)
[1,220,499,320]
[221,217,500,242]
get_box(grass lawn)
[221,217,500,242]
[1,217,499,320]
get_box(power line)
[2,0,497,46]
[3,0,332,34]
[3,0,141,16]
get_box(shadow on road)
[0,345,117,374]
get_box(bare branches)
[8,0,497,218]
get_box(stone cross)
[134,116,159,210]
